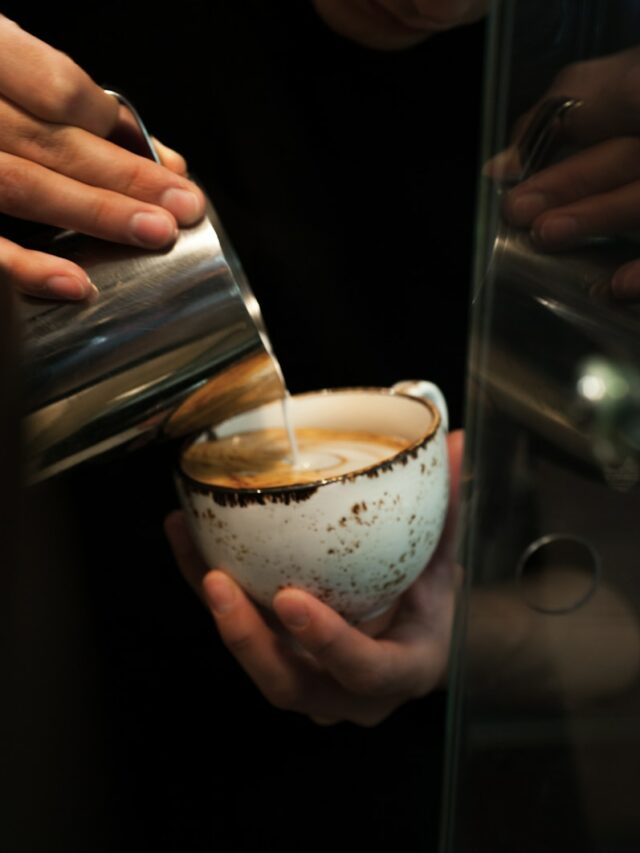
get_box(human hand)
[0,15,205,300]
[500,136,640,299]
[312,0,490,51]
[165,430,464,727]
[488,46,640,299]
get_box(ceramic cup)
[175,381,449,623]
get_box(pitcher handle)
[103,89,162,164]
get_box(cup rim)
[177,386,441,499]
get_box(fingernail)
[483,146,522,180]
[275,593,310,630]
[507,191,548,226]
[129,211,178,247]
[43,274,92,300]
[205,573,237,615]
[160,188,204,225]
[611,266,640,299]
[534,216,579,247]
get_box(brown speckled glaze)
[175,386,449,623]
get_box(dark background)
[3,3,485,851]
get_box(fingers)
[107,107,189,175]
[165,517,448,725]
[446,429,464,506]
[165,518,322,716]
[482,145,521,182]
[611,259,640,300]
[273,588,431,698]
[547,56,640,146]
[511,137,640,216]
[0,236,96,299]
[498,137,640,257]
[153,139,188,175]
[165,428,466,726]
[0,16,119,137]
[200,571,405,725]
[0,18,201,293]
[421,429,464,568]
[0,151,183,249]
[201,571,315,710]
[0,99,205,227]
[530,181,640,249]
[165,513,315,713]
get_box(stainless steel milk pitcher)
[20,92,286,482]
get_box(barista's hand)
[312,0,490,51]
[487,46,640,299]
[0,15,205,300]
[166,430,464,727]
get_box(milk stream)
[281,392,301,468]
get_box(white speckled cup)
[176,382,449,623]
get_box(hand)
[312,0,490,51]
[501,136,640,299]
[165,430,464,727]
[0,15,205,300]
[487,46,640,299]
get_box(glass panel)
[442,2,640,851]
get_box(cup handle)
[391,379,449,432]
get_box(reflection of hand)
[502,137,640,298]
[165,430,464,727]
[502,46,640,154]
[491,46,640,299]
[0,16,205,300]
[312,0,489,51]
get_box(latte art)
[181,427,410,488]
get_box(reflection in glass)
[442,2,640,851]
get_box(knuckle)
[347,646,396,697]
[37,55,85,121]
[16,119,69,164]
[86,192,128,238]
[308,633,341,660]
[0,158,30,212]
[348,665,389,697]
[222,631,254,658]
[119,157,157,198]
[307,622,355,663]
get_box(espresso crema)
[181,427,410,489]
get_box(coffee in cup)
[180,427,411,489]
[176,382,449,623]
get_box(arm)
[0,15,205,299]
